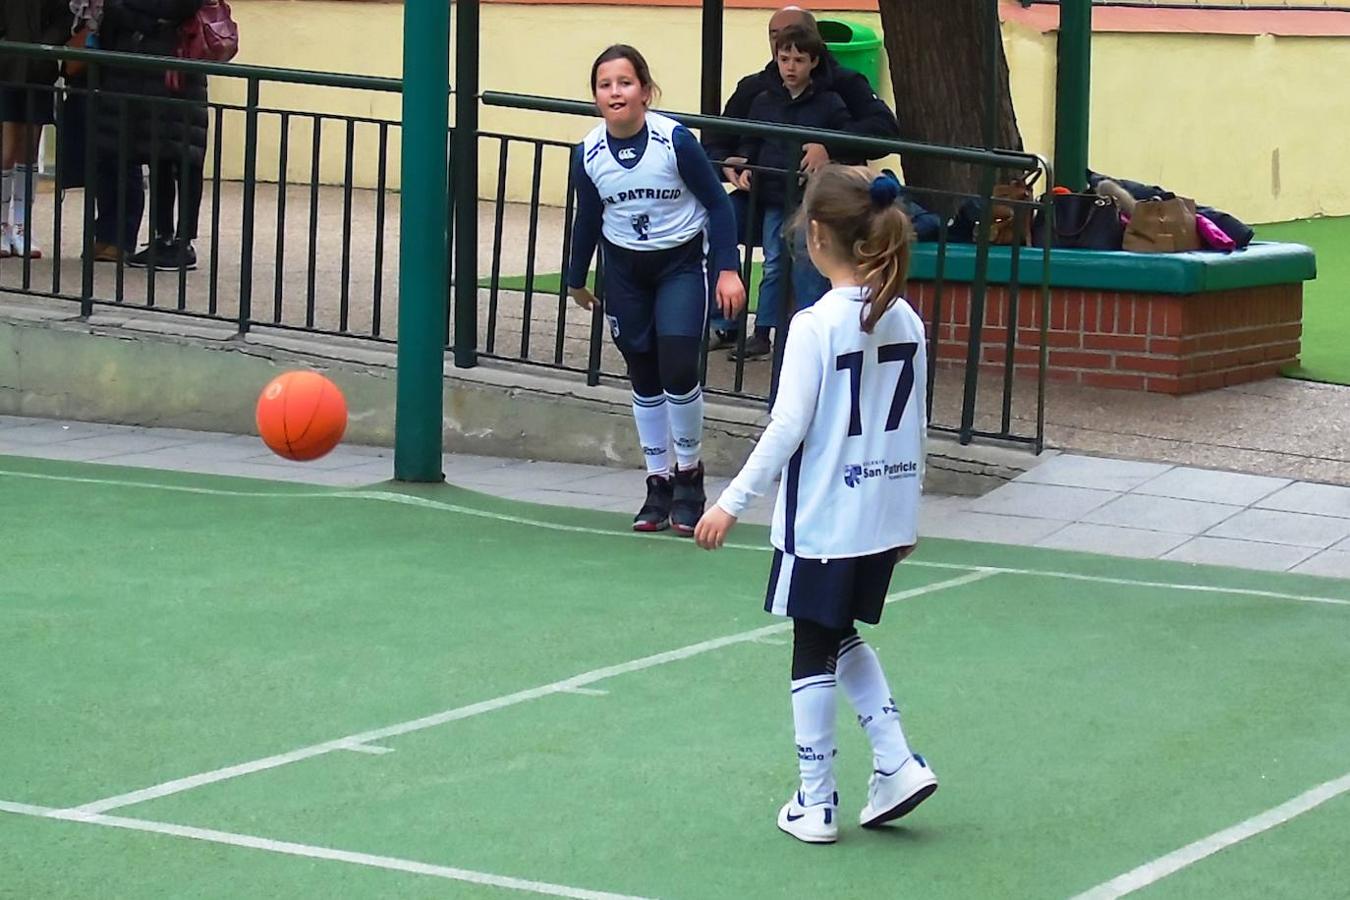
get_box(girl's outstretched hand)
[569,286,599,311]
[715,270,746,319]
[694,505,738,550]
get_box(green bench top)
[909,241,1317,294]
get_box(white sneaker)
[9,224,42,259]
[777,789,839,844]
[859,754,938,828]
[0,224,12,258]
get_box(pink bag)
[167,0,240,93]
[1196,214,1236,252]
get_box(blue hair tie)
[869,173,901,208]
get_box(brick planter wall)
[905,281,1303,395]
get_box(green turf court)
[1255,217,1350,386]
[4,454,1349,899]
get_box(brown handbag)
[1124,196,1201,253]
[990,170,1041,246]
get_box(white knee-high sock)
[790,675,838,805]
[666,385,703,470]
[836,635,912,774]
[631,392,670,477]
[11,164,37,229]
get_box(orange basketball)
[255,371,348,461]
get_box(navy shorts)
[600,236,710,356]
[0,86,56,126]
[764,547,903,630]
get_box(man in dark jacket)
[703,6,899,179]
[703,6,900,355]
[0,0,75,258]
[724,24,854,359]
[94,0,208,269]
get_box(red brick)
[1064,294,1084,331]
[1116,354,1185,376]
[1021,328,1080,349]
[983,346,1041,366]
[1017,298,1039,328]
[1049,350,1113,369]
[1083,333,1149,353]
[1083,371,1149,391]
[1148,336,1183,355]
[1163,376,1197,394]
[1160,303,1184,337]
[1192,371,1228,392]
[937,343,968,362]
[1265,342,1301,362]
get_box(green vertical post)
[394,0,451,483]
[452,0,480,369]
[1054,0,1092,191]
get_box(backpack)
[167,0,239,92]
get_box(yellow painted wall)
[211,1,1350,221]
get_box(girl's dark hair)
[795,165,913,334]
[590,45,661,106]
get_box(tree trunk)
[876,0,1024,210]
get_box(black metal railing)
[0,43,403,344]
[0,41,1053,451]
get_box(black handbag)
[1033,192,1125,251]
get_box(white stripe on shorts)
[770,551,797,617]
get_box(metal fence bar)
[372,121,389,338]
[518,142,544,360]
[237,77,260,334]
[273,111,290,323]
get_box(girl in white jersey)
[568,46,746,536]
[695,165,934,845]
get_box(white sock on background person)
[666,385,703,470]
[632,392,671,477]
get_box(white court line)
[5,467,1349,608]
[340,744,395,756]
[0,800,648,900]
[1071,771,1350,899]
[64,570,997,817]
[560,687,609,697]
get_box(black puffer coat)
[0,0,77,88]
[93,0,207,165]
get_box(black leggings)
[791,618,860,680]
[624,336,702,399]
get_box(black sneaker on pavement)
[728,333,772,361]
[670,462,706,535]
[633,474,674,532]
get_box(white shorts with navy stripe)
[763,547,903,630]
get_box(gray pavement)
[4,413,1348,579]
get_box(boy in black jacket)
[703,7,899,354]
[726,25,851,360]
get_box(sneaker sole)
[670,522,696,536]
[127,262,198,271]
[776,817,837,844]
[860,780,937,829]
[632,520,670,533]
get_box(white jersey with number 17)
[716,285,928,559]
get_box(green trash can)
[818,19,883,93]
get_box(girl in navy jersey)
[568,45,745,535]
[695,165,934,844]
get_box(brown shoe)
[91,242,122,263]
